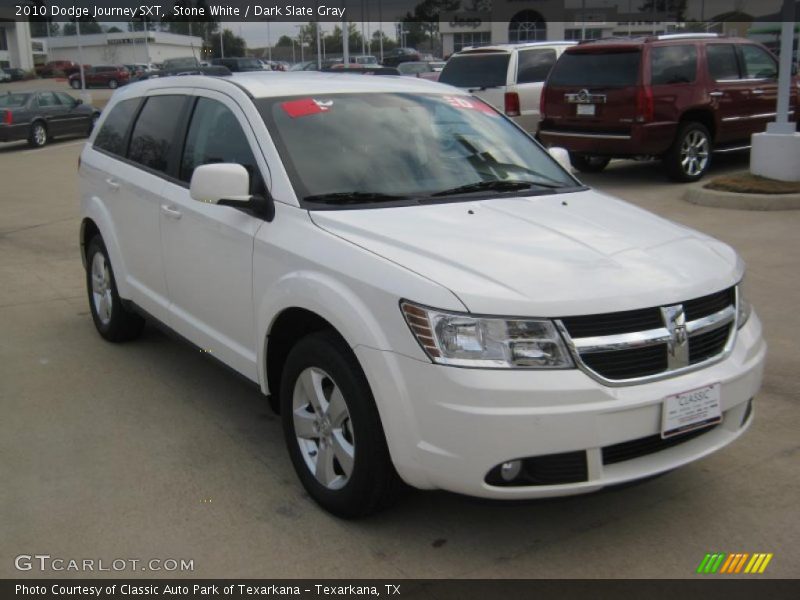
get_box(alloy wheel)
[292,367,355,490]
[90,252,113,326]
[33,124,46,146]
[680,130,709,177]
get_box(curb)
[683,183,800,211]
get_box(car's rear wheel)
[28,122,47,148]
[70,79,81,89]
[569,153,611,173]
[108,79,118,89]
[85,236,145,342]
[665,122,711,182]
[280,330,400,518]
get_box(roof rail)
[654,33,723,40]
[578,36,642,44]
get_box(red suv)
[36,61,83,78]
[539,34,797,181]
[69,65,130,90]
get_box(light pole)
[267,20,272,62]
[316,21,322,69]
[378,0,384,62]
[219,27,224,58]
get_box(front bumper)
[355,313,765,499]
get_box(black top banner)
[1,0,799,23]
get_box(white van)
[439,41,576,133]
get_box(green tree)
[106,26,123,33]
[211,29,247,58]
[276,35,294,48]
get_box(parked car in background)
[2,68,28,82]
[397,61,440,77]
[0,90,99,147]
[382,48,422,67]
[439,42,576,134]
[36,61,83,78]
[355,55,380,66]
[538,34,797,181]
[0,70,10,83]
[211,57,265,72]
[69,65,131,89]
[162,57,201,70]
[79,73,763,517]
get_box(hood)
[310,190,742,316]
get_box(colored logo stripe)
[699,552,773,574]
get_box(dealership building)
[35,31,205,67]
[0,18,34,70]
[438,0,782,56]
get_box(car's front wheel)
[70,79,80,89]
[569,153,611,173]
[108,79,118,89]
[85,236,145,342]
[665,122,711,182]
[280,330,400,518]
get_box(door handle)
[105,178,120,191]
[709,91,724,98]
[751,89,765,95]
[160,205,182,220]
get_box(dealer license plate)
[576,104,596,116]
[661,383,722,439]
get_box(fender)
[80,195,131,299]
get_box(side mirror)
[548,146,573,173]
[190,163,275,221]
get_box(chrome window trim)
[555,289,739,387]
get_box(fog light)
[500,460,522,482]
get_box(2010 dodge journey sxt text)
[79,72,765,517]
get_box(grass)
[705,173,800,195]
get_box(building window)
[453,31,491,53]
[509,10,546,43]
[0,28,9,52]
[565,28,603,41]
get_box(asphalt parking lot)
[1,128,799,578]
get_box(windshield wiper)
[303,192,410,205]
[430,179,558,197]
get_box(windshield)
[257,93,577,208]
[0,93,30,108]
[548,50,641,87]
[439,53,510,88]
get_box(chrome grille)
[557,287,737,384]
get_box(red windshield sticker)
[281,98,333,118]
[442,96,499,116]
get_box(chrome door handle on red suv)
[709,91,725,98]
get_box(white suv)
[79,72,765,517]
[439,41,576,133]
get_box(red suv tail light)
[505,92,521,117]
[2,110,11,125]
[636,85,654,123]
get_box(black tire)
[569,153,611,173]
[280,330,400,518]
[664,122,712,182]
[28,121,47,148]
[85,236,145,342]
[108,79,118,89]
[70,79,81,89]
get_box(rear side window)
[94,98,140,156]
[516,49,557,84]
[439,53,510,88]
[740,45,777,79]
[180,98,259,191]
[128,95,186,174]
[707,44,740,80]
[650,45,697,84]
[547,51,641,87]
[36,92,60,107]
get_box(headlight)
[737,284,751,329]
[400,301,574,369]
